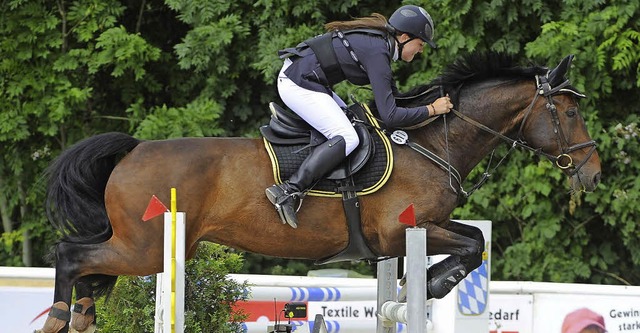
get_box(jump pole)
[154,188,185,333]
[377,227,428,333]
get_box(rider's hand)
[427,95,453,116]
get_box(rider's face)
[399,34,425,62]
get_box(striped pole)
[155,190,185,333]
[170,188,177,333]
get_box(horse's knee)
[461,236,484,271]
[55,242,80,274]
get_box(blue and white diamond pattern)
[457,260,489,315]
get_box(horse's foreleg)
[69,279,96,333]
[444,220,485,274]
[423,222,484,299]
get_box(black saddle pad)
[263,106,393,197]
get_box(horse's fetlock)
[39,302,70,333]
[70,297,95,332]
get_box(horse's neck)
[414,81,534,179]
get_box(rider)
[266,5,453,228]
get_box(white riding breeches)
[277,59,359,156]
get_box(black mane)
[396,52,549,106]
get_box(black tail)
[45,132,141,244]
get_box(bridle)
[528,74,597,175]
[391,72,598,197]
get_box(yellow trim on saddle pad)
[263,103,393,197]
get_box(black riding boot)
[266,136,347,228]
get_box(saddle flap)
[326,122,374,180]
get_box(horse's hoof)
[70,297,95,332]
[69,325,96,333]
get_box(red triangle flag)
[142,195,169,222]
[398,203,416,226]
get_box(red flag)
[142,195,168,221]
[398,203,416,226]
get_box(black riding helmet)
[388,5,437,49]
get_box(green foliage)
[132,98,225,139]
[89,26,162,80]
[98,243,248,333]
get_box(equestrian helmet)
[388,5,436,49]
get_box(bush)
[97,243,248,333]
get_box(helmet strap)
[394,35,415,59]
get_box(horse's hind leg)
[69,279,96,333]
[39,232,164,333]
[39,240,130,333]
[38,242,78,333]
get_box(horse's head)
[394,53,601,194]
[519,55,601,192]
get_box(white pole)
[377,228,428,333]
[376,257,398,333]
[154,273,164,332]
[406,228,427,333]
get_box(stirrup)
[265,184,304,228]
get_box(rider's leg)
[276,59,359,154]
[266,63,358,228]
[266,136,346,228]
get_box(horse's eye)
[566,109,577,117]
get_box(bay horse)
[39,53,600,333]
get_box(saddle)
[260,102,393,263]
[260,102,393,196]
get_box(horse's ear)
[548,55,574,86]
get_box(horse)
[38,52,601,333]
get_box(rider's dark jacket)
[279,30,429,129]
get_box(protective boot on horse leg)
[426,255,468,299]
[266,135,347,228]
[398,255,468,301]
